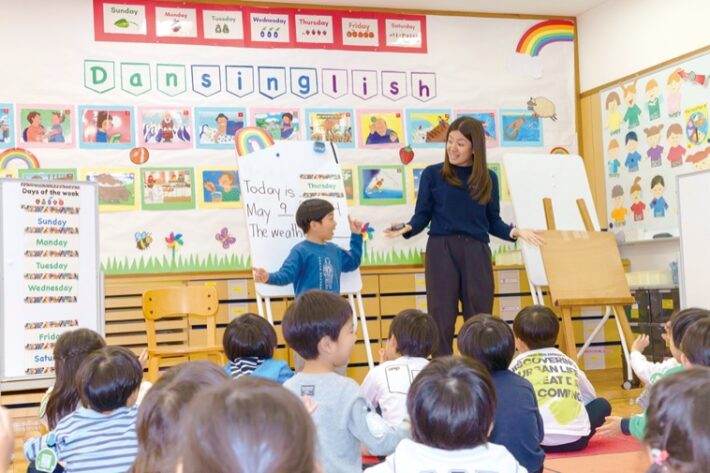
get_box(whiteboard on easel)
[237,141,362,297]
[0,179,102,388]
[503,154,600,286]
[678,169,710,309]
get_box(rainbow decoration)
[515,20,575,57]
[235,127,275,157]
[0,147,40,169]
[550,146,570,155]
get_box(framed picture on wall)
[358,164,406,205]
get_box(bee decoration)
[135,231,153,250]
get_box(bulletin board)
[0,179,102,390]
[0,0,579,275]
[599,50,709,241]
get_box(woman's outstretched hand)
[514,228,545,246]
[384,223,412,238]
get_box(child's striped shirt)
[24,405,138,473]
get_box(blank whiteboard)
[237,141,362,297]
[678,170,710,309]
[0,179,102,389]
[503,154,600,287]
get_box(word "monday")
[84,60,438,101]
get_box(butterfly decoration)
[361,222,375,241]
[215,227,236,250]
[165,232,184,249]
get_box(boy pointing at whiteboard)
[253,198,363,296]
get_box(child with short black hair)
[510,305,610,452]
[25,346,143,472]
[131,361,228,473]
[458,314,545,473]
[681,318,710,367]
[252,198,363,296]
[600,308,710,439]
[222,313,293,384]
[361,309,438,427]
[41,328,106,430]
[370,356,526,472]
[179,376,318,473]
[643,368,710,473]
[283,290,405,473]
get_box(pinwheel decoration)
[361,222,375,258]
[165,232,184,267]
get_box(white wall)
[577,0,710,92]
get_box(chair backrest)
[143,285,218,320]
[142,285,219,351]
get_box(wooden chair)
[142,285,224,381]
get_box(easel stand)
[540,198,636,387]
[256,291,375,369]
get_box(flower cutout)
[165,232,184,249]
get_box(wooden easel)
[540,198,635,365]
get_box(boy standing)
[253,198,362,296]
[361,309,439,427]
[283,291,405,473]
[24,347,143,472]
[510,306,610,453]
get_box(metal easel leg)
[577,306,611,359]
[356,292,374,369]
[612,306,634,389]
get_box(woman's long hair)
[440,116,492,204]
[45,329,106,429]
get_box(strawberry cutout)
[399,146,414,165]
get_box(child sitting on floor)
[509,305,610,452]
[131,360,228,473]
[600,308,710,439]
[25,346,143,473]
[643,368,710,473]
[369,356,526,472]
[223,313,293,384]
[361,309,439,427]
[282,290,405,473]
[458,314,545,473]
[179,376,320,473]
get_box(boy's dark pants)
[425,235,494,356]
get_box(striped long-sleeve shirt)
[25,405,138,473]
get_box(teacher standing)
[386,117,543,356]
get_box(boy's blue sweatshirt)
[267,233,363,295]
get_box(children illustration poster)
[305,109,355,148]
[78,106,134,149]
[407,164,426,203]
[0,104,14,147]
[252,109,300,141]
[81,168,139,212]
[358,165,406,205]
[405,110,451,148]
[500,110,543,147]
[195,108,247,149]
[340,165,357,205]
[357,110,404,148]
[138,107,193,149]
[487,162,509,201]
[600,50,710,240]
[140,167,196,210]
[18,168,78,181]
[197,168,242,209]
[456,110,499,147]
[17,105,74,148]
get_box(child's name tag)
[35,448,58,472]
